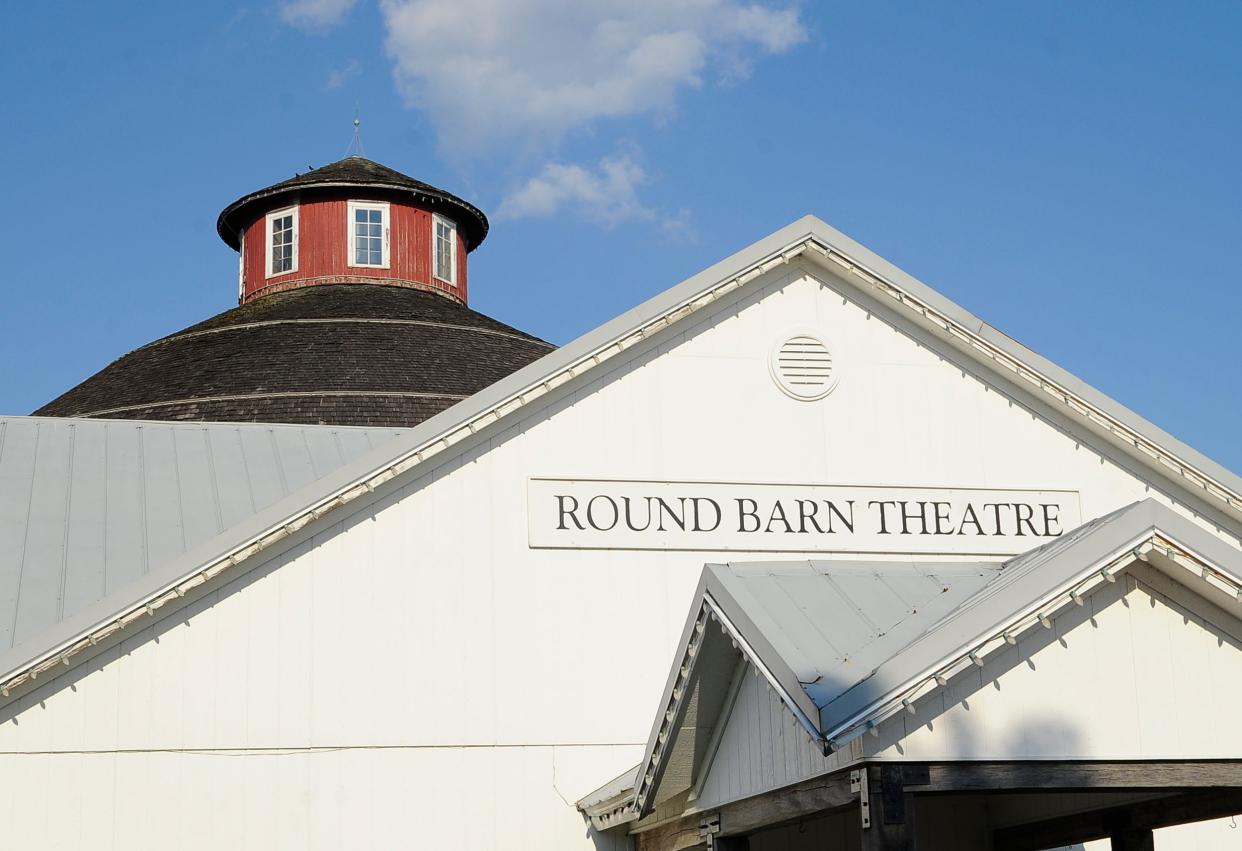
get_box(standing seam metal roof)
[0,416,408,654]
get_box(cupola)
[36,157,552,427]
[217,156,489,305]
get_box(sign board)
[528,479,1081,555]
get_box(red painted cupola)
[36,157,553,428]
[217,156,488,305]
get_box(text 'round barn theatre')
[5,154,1242,851]
[35,156,553,427]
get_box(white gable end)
[3,222,1242,849]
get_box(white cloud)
[325,59,362,91]
[379,0,806,155]
[499,152,695,239]
[279,0,360,31]
[499,153,653,225]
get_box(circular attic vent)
[770,333,838,400]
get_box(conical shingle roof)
[35,285,554,427]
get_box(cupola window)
[349,201,390,268]
[434,214,457,284]
[265,207,298,278]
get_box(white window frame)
[238,232,246,300]
[265,206,299,279]
[347,200,391,269]
[433,213,457,285]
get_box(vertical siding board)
[1130,578,1180,755]
[242,216,265,293]
[698,669,832,809]
[1174,604,1212,754]
[756,675,772,793]
[1086,577,1141,755]
[456,227,469,302]
[751,670,766,795]
[772,685,789,788]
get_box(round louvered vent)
[770,333,838,400]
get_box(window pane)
[369,224,380,237]
[356,210,367,222]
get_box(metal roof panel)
[0,417,408,658]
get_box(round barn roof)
[35,285,554,427]
[216,156,490,251]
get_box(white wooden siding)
[0,263,1236,848]
[867,563,1242,762]
[696,666,844,809]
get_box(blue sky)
[1,2,1239,471]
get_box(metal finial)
[345,110,365,158]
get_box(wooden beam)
[993,790,1242,851]
[919,760,1242,792]
[633,771,857,851]
[632,817,706,851]
[861,766,916,851]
